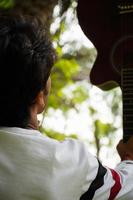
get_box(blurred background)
[0,0,122,167]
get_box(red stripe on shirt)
[108,169,122,200]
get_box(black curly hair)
[0,14,56,128]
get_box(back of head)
[0,14,55,128]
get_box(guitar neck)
[122,68,133,142]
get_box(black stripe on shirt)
[80,160,107,200]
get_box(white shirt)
[0,127,132,200]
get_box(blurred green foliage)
[40,126,77,141]
[0,0,14,9]
[94,119,116,156]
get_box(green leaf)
[71,85,88,104]
[0,0,14,9]
[94,119,116,138]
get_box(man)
[0,14,132,200]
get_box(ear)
[35,77,51,114]
[35,91,46,114]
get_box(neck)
[27,122,38,130]
[28,108,39,130]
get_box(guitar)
[77,0,133,142]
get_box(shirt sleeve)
[52,138,107,200]
[113,160,133,200]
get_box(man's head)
[0,14,55,128]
